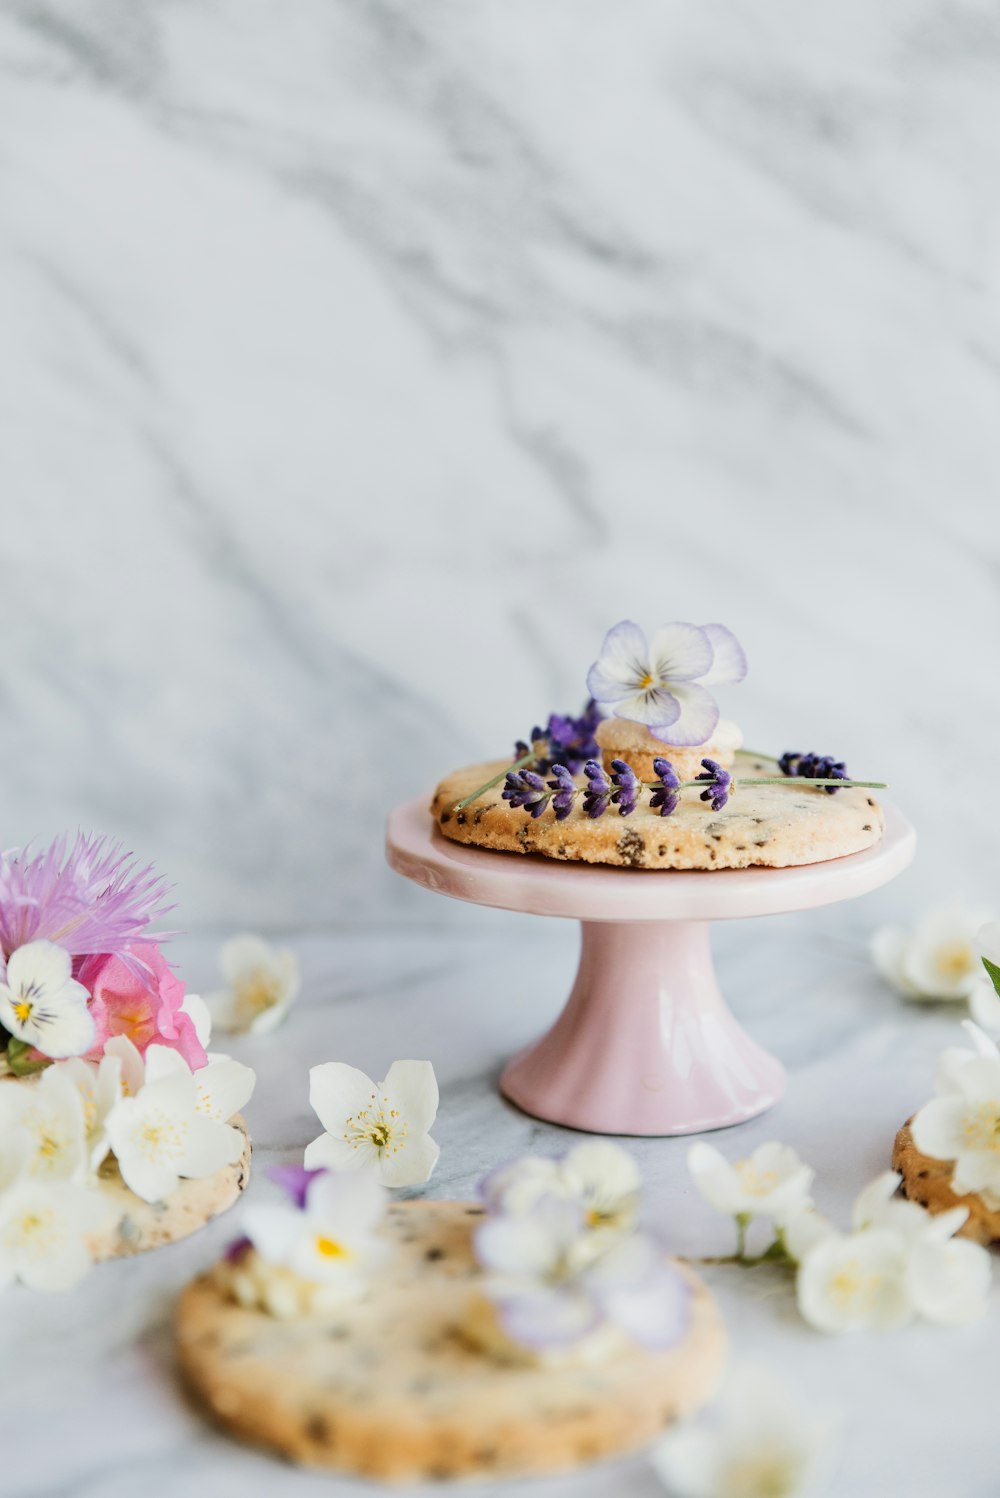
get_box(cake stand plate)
[386,798,915,1136]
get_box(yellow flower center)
[735,1162,781,1197]
[315,1235,349,1260]
[828,1259,881,1312]
[724,1446,800,1498]
[344,1092,408,1156]
[139,1111,188,1160]
[961,1101,1000,1153]
[235,970,281,1021]
[13,1000,33,1024]
[935,942,975,981]
[638,673,655,690]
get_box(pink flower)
[79,943,207,1071]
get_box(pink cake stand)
[386,798,915,1136]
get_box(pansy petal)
[585,620,651,703]
[648,622,713,683]
[306,1168,386,1237]
[698,623,748,686]
[611,687,681,729]
[380,1059,439,1135]
[6,939,74,994]
[649,683,719,747]
[494,1285,600,1350]
[475,1214,562,1277]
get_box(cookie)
[893,1119,1000,1245]
[177,1199,725,1483]
[92,1115,251,1259]
[432,752,885,871]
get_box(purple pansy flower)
[587,620,746,747]
[609,760,642,817]
[267,1164,328,1210]
[650,757,681,817]
[695,758,732,812]
[582,761,612,819]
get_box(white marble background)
[1,0,999,930]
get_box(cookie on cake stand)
[387,619,915,1135]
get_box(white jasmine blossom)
[651,1366,836,1498]
[56,1053,123,1171]
[911,1052,1000,1208]
[306,1059,440,1188]
[0,1178,113,1292]
[106,1043,246,1203]
[206,934,301,1036]
[688,1141,814,1221]
[0,1063,89,1182]
[192,1052,256,1124]
[796,1227,911,1333]
[871,903,995,1003]
[0,940,95,1059]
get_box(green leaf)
[983,956,1000,997]
[6,1038,51,1076]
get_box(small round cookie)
[432,752,885,871]
[177,1200,725,1483]
[893,1120,1000,1245]
[595,717,742,782]
[92,1116,251,1259]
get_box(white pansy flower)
[306,1060,440,1188]
[206,934,301,1036]
[586,619,746,746]
[0,1063,89,1182]
[871,903,995,1003]
[911,1053,1000,1208]
[796,1228,911,1333]
[0,1179,113,1292]
[688,1141,814,1221]
[481,1156,569,1216]
[651,1366,836,1498]
[0,941,95,1059]
[106,1044,246,1203]
[241,1168,387,1317]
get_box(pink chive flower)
[80,944,207,1070]
[0,834,172,971]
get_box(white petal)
[648,682,720,747]
[610,686,681,729]
[247,992,293,1036]
[242,1202,302,1267]
[6,940,74,995]
[869,927,916,996]
[142,1044,194,1086]
[907,1234,991,1325]
[174,1116,245,1178]
[910,1096,968,1162]
[303,1131,367,1173]
[782,1208,837,1262]
[648,622,714,683]
[697,623,748,686]
[380,1059,439,1135]
[196,1055,256,1122]
[585,619,652,703]
[797,1229,911,1333]
[106,1101,180,1203]
[687,1142,745,1215]
[305,1168,386,1240]
[969,978,1000,1036]
[377,1130,439,1188]
[309,1062,379,1137]
[102,1035,145,1095]
[852,1171,902,1230]
[218,934,276,982]
[475,1213,564,1277]
[561,1140,642,1208]
[181,992,213,1048]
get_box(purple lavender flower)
[267,1164,327,1209]
[650,757,680,817]
[609,760,641,817]
[502,768,552,818]
[515,702,603,774]
[779,750,848,794]
[582,760,612,819]
[695,758,732,812]
[0,834,173,971]
[547,764,578,821]
[223,1235,252,1263]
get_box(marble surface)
[7,919,997,1498]
[1,0,999,930]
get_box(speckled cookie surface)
[893,1120,1000,1245]
[176,1200,725,1484]
[91,1116,251,1259]
[431,753,885,871]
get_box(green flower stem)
[735,1211,750,1259]
[454,750,537,812]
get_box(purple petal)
[584,1236,692,1350]
[586,620,650,704]
[698,623,748,686]
[648,683,720,746]
[267,1164,327,1209]
[494,1286,601,1350]
[648,622,713,683]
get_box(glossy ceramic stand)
[386,798,915,1136]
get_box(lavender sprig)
[650,757,680,817]
[778,750,848,794]
[695,758,733,812]
[609,759,642,817]
[455,701,603,812]
[582,761,612,819]
[502,769,552,819]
